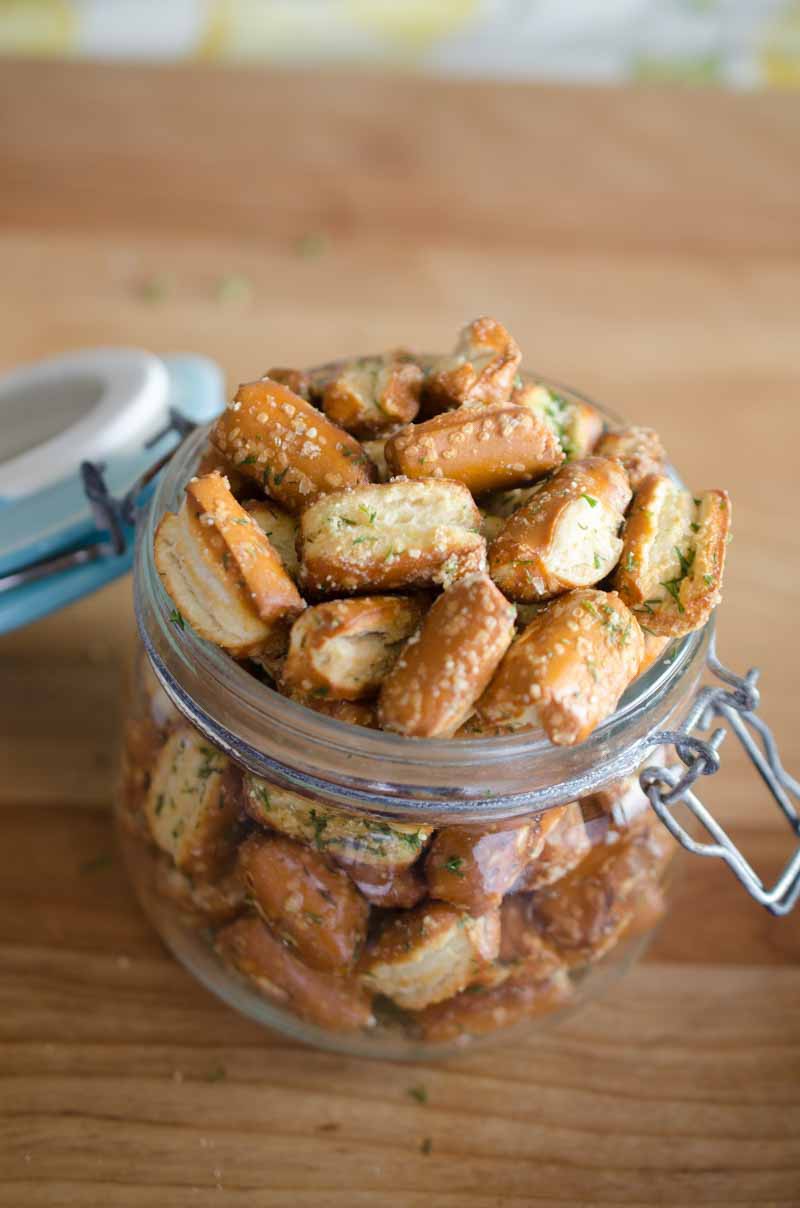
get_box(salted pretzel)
[384,402,563,495]
[489,456,632,601]
[614,475,731,636]
[144,727,241,879]
[512,382,603,461]
[297,478,486,596]
[242,774,432,869]
[322,353,423,436]
[476,588,644,745]
[238,833,369,973]
[424,820,541,914]
[514,800,590,890]
[217,915,374,1032]
[422,317,521,414]
[415,965,571,1043]
[359,901,500,1011]
[210,377,374,513]
[378,573,516,737]
[595,425,666,489]
[281,595,426,701]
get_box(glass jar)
[116,415,713,1060]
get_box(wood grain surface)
[1,60,799,1207]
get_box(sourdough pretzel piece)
[281,595,426,701]
[341,860,427,910]
[595,425,666,490]
[378,573,516,738]
[217,915,374,1032]
[514,801,591,890]
[297,479,486,596]
[239,833,369,972]
[489,457,632,601]
[211,377,374,513]
[614,475,731,637]
[415,966,571,1044]
[292,695,380,729]
[512,382,604,461]
[529,824,671,967]
[154,475,305,658]
[264,367,313,402]
[323,354,423,436]
[359,902,500,1010]
[384,403,564,495]
[422,317,521,414]
[242,774,432,867]
[424,820,541,914]
[499,896,565,975]
[477,589,645,745]
[152,856,246,926]
[244,499,300,581]
[144,728,240,879]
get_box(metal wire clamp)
[640,634,800,915]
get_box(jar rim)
[135,372,710,823]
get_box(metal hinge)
[640,634,800,915]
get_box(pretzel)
[281,595,427,701]
[422,317,521,415]
[614,475,731,636]
[359,901,500,1010]
[144,727,241,879]
[489,457,632,601]
[529,829,668,967]
[210,377,374,513]
[378,573,516,737]
[238,833,369,972]
[595,425,666,489]
[242,773,432,868]
[424,821,541,914]
[415,967,571,1044]
[151,855,246,925]
[322,354,423,436]
[292,695,380,729]
[360,435,393,483]
[384,403,563,496]
[154,476,304,658]
[498,897,565,975]
[512,382,604,461]
[264,366,313,402]
[513,801,590,891]
[217,915,374,1032]
[243,498,300,581]
[476,589,645,745]
[340,860,427,909]
[297,479,486,596]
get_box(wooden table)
[1,61,799,1206]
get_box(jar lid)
[0,348,224,633]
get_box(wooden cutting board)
[0,60,798,1207]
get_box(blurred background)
[1,0,799,88]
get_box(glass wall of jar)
[115,422,710,1059]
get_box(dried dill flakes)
[79,854,113,875]
[169,608,185,631]
[408,1085,428,1104]
[295,231,328,259]
[444,856,464,877]
[581,493,598,508]
[420,1137,433,1155]
[215,273,252,304]
[205,1066,226,1083]
[139,273,174,304]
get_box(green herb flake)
[444,856,464,877]
[140,273,174,304]
[215,273,252,304]
[581,494,598,508]
[339,516,357,527]
[581,600,600,618]
[256,785,271,812]
[154,793,166,816]
[593,552,602,570]
[169,609,185,631]
[420,1137,433,1155]
[674,546,695,578]
[233,517,250,526]
[311,685,329,698]
[79,854,113,875]
[625,551,637,572]
[408,1085,428,1104]
[690,522,701,533]
[239,454,259,466]
[205,1066,226,1083]
[661,578,685,613]
[295,232,328,259]
[305,912,323,926]
[703,573,715,587]
[399,831,422,850]
[513,374,523,390]
[358,504,377,525]
[273,467,289,486]
[309,808,329,850]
